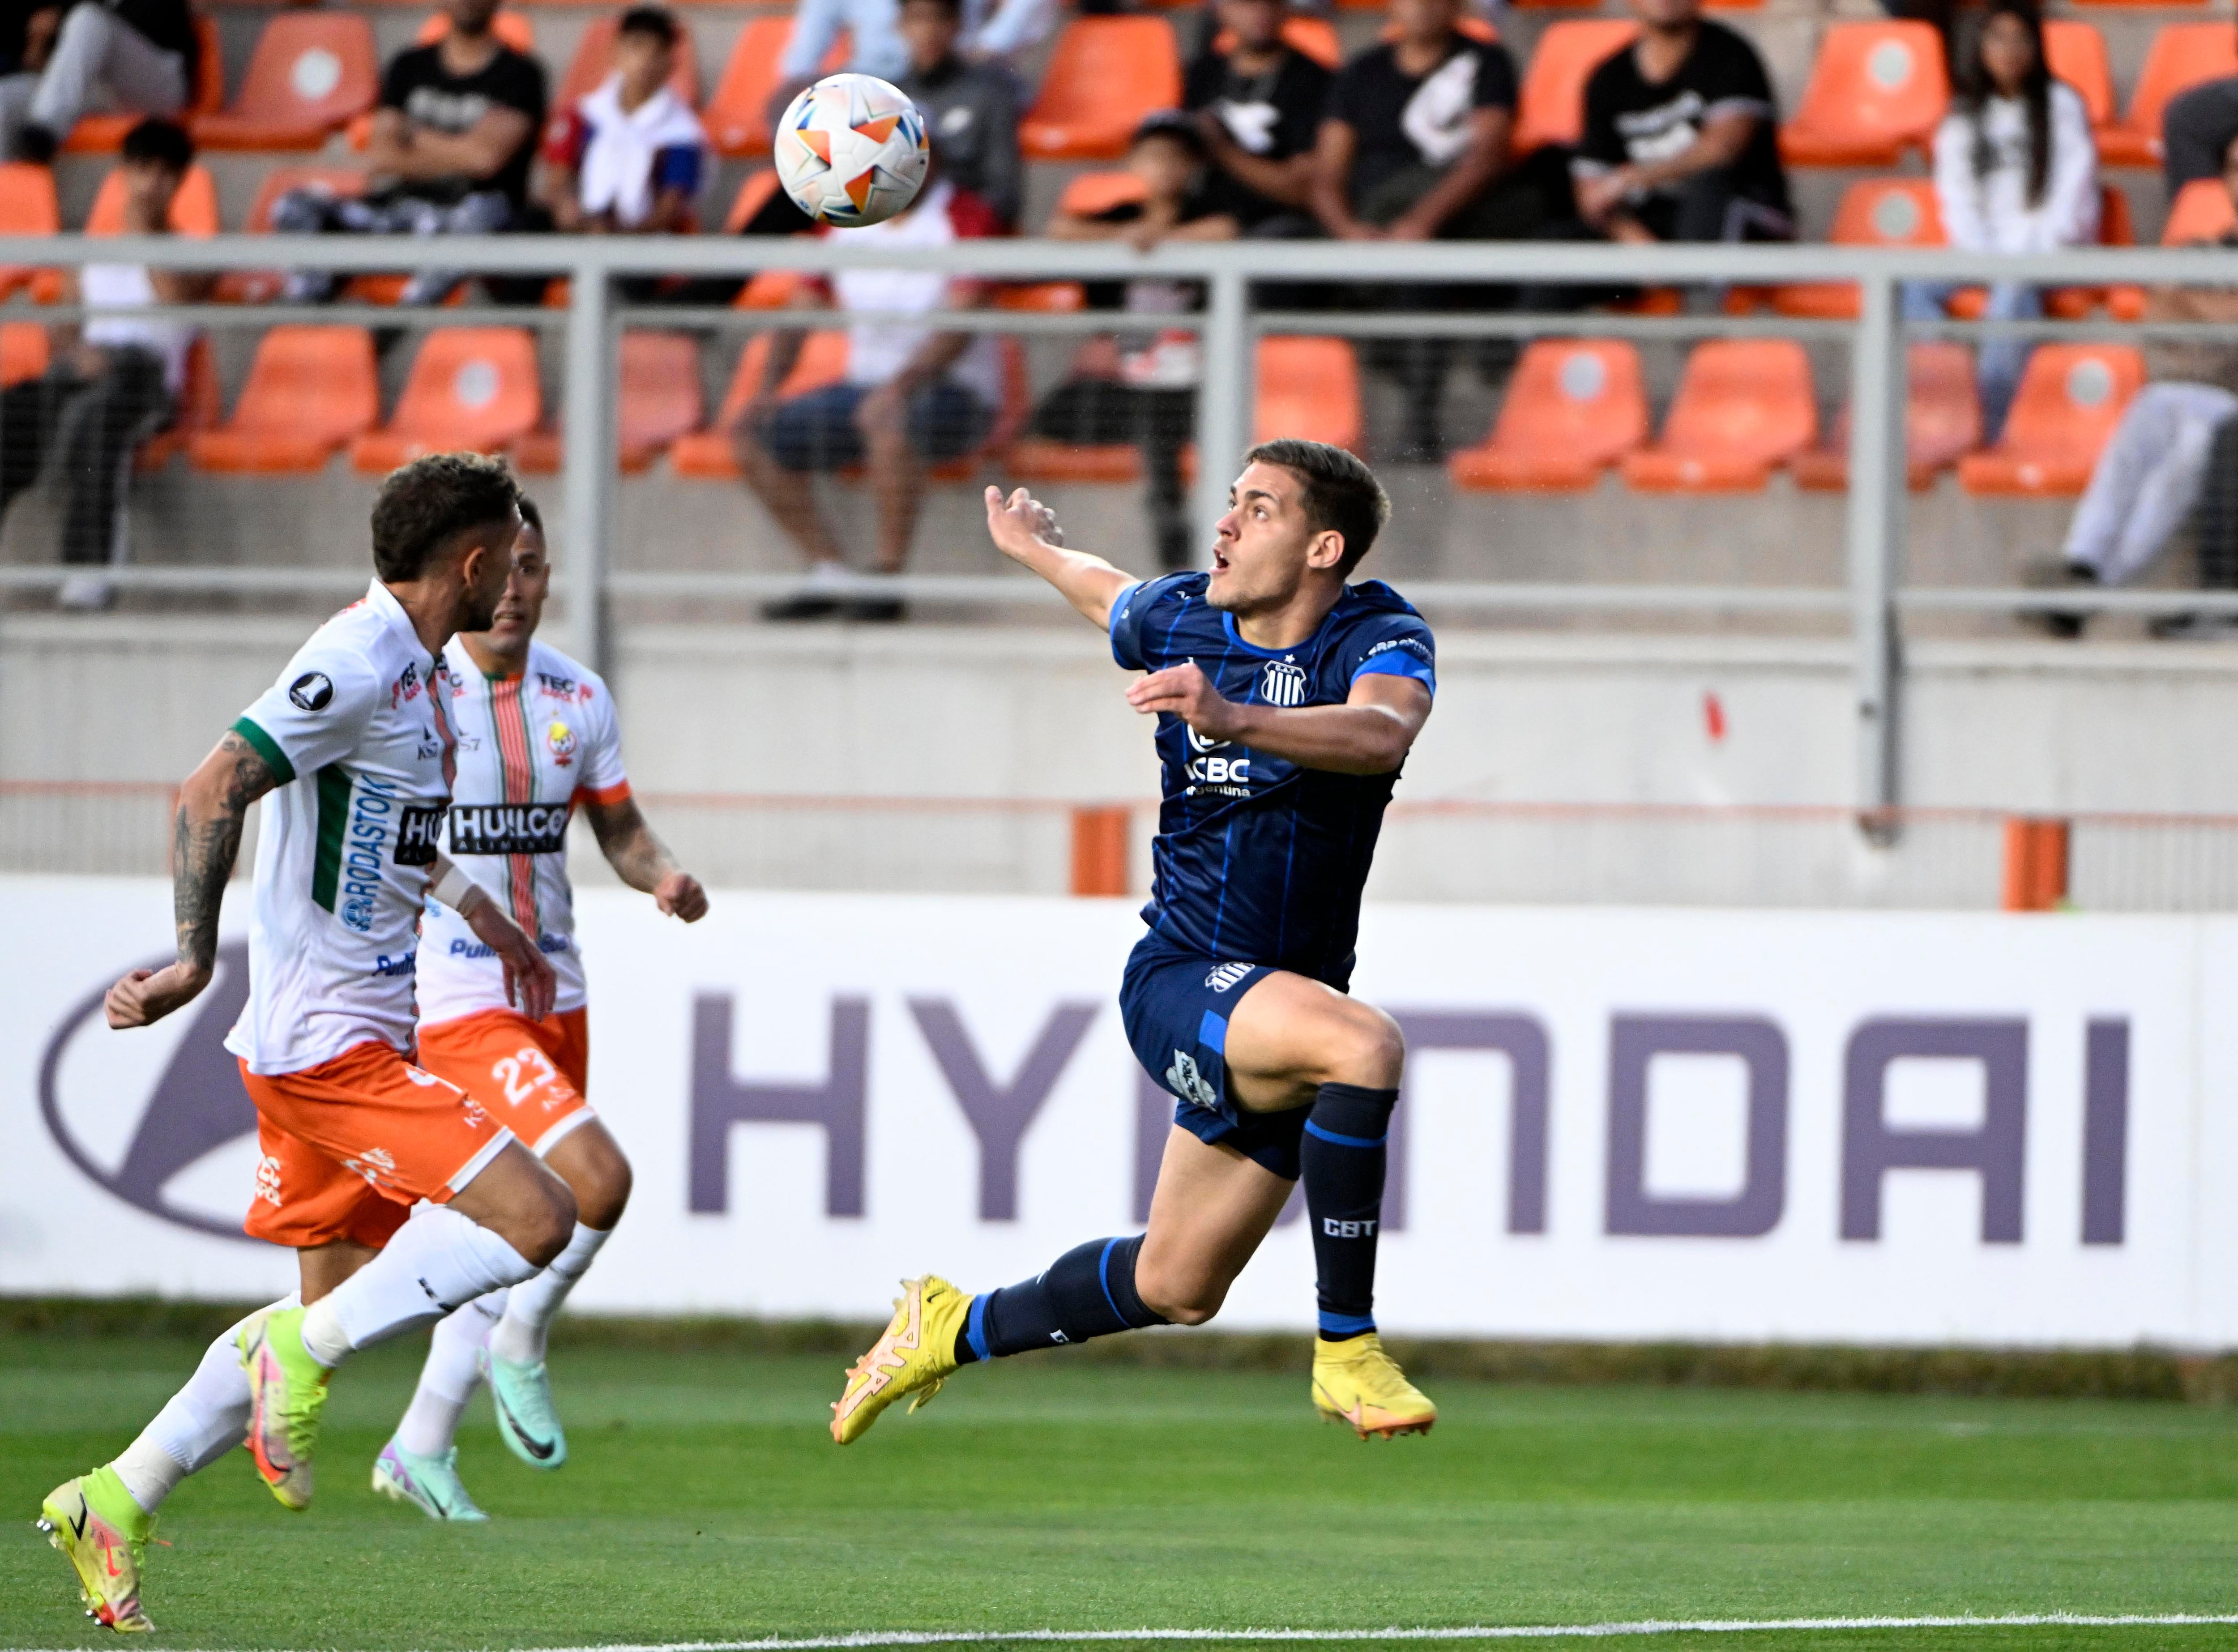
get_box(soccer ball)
[773,74,931,228]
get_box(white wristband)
[430,862,485,914]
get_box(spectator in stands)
[1,0,199,163]
[2162,26,2238,196]
[772,0,1055,112]
[2,119,210,608]
[2037,135,2238,641]
[896,0,1021,229]
[736,162,1004,623]
[1183,0,1329,237]
[1907,0,2096,443]
[1034,111,1239,571]
[270,0,547,307]
[1567,0,1792,248]
[1311,0,1539,461]
[538,7,706,241]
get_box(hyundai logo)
[37,942,259,1242]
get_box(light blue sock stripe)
[1096,1237,1126,1326]
[965,1292,991,1363]
[1303,1118,1387,1149]
[1320,1310,1377,1336]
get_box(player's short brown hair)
[370,452,522,582]
[1243,439,1390,576]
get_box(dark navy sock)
[1302,1082,1398,1340]
[952,1235,1168,1363]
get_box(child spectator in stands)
[2162,26,2238,197]
[772,0,1054,114]
[1568,0,1791,248]
[1184,0,1329,237]
[736,161,1004,623]
[271,0,547,307]
[1034,111,1239,571]
[0,119,211,608]
[538,7,705,244]
[896,0,1021,229]
[1311,0,1540,461]
[1908,0,2096,442]
[1,0,199,163]
[2038,135,2238,641]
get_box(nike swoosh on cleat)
[500,1407,556,1461]
[68,1504,86,1541]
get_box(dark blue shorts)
[756,381,993,472]
[1119,935,1307,1181]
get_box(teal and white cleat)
[483,1349,567,1470]
[372,1439,489,1522]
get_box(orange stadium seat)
[1793,342,1981,491]
[1019,17,1182,161]
[1215,15,1340,65]
[1623,340,1815,491]
[2043,21,2114,132]
[715,170,812,307]
[1450,340,1648,491]
[1957,345,2142,495]
[706,20,846,156]
[1770,178,1941,319]
[2162,176,2238,245]
[514,331,705,474]
[86,162,217,234]
[350,329,541,473]
[0,320,47,385]
[561,15,701,109]
[416,9,537,51]
[0,162,59,302]
[1512,20,1636,155]
[1780,22,1948,166]
[2099,25,2238,167]
[65,14,218,152]
[189,326,380,472]
[672,330,850,477]
[193,13,378,149]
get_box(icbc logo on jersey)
[547,721,577,767]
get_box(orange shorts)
[239,1040,515,1251]
[414,1006,594,1156]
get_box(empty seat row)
[1448,337,2145,496]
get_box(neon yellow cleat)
[830,1275,971,1444]
[239,1303,330,1510]
[38,1468,154,1633]
[1312,1332,1437,1439]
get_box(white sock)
[395,1291,504,1457]
[299,1206,538,1368]
[490,1223,610,1365]
[111,1295,295,1513]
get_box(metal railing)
[3,232,2238,817]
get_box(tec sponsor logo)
[288,671,333,712]
[537,672,593,704]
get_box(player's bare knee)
[1329,1004,1405,1090]
[575,1148,632,1230]
[1134,1256,1226,1325]
[502,1161,578,1266]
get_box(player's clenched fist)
[1126,662,1243,743]
[655,870,709,923]
[983,485,1064,563]
[105,960,212,1029]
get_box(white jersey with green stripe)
[222,579,457,1077]
[414,637,630,1029]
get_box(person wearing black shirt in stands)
[270,0,547,307]
[1183,0,1328,235]
[1311,0,1541,461]
[2,0,201,162]
[1570,0,1791,245]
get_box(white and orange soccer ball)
[773,73,931,228]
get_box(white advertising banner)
[7,874,2236,1349]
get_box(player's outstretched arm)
[106,730,279,1029]
[584,794,709,923]
[984,485,1140,630]
[1126,666,1432,776]
[431,856,560,1020]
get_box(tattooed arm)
[105,730,280,1029]
[583,794,709,922]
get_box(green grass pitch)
[4,1327,2238,1652]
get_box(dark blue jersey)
[1108,572,1436,987]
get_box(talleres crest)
[775,73,931,228]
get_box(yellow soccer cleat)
[1312,1332,1437,1439]
[37,1468,155,1633]
[239,1302,330,1511]
[830,1275,972,1444]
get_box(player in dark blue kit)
[832,439,1439,1443]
